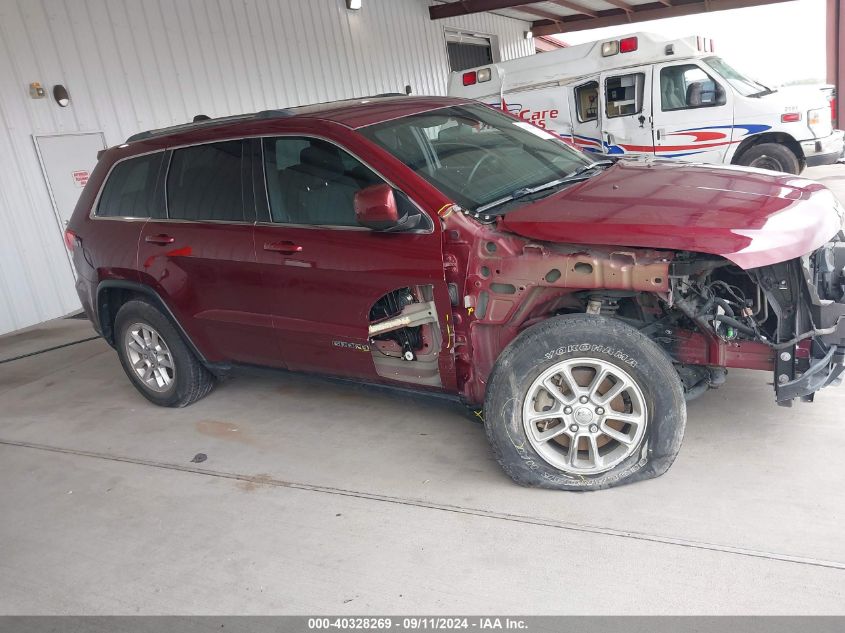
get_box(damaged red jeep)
[67,96,845,490]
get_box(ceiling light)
[346,0,361,9]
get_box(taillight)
[619,36,638,53]
[462,71,477,86]
[64,228,78,252]
[831,97,837,126]
[781,112,801,122]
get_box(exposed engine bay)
[654,236,845,404]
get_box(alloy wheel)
[124,323,176,393]
[522,358,648,475]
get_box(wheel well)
[97,286,145,345]
[731,132,803,165]
[97,281,210,365]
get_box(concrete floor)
[1,164,845,614]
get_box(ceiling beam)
[600,0,634,11]
[531,0,794,35]
[548,0,599,17]
[429,0,545,19]
[518,5,568,21]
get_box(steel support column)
[828,0,844,127]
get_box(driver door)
[651,60,734,163]
[253,135,452,386]
[599,67,655,156]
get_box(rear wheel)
[736,142,801,174]
[483,314,686,490]
[114,299,215,407]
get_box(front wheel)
[483,314,686,490]
[735,142,801,174]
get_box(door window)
[660,64,726,111]
[605,73,645,118]
[574,81,599,122]
[262,137,383,226]
[97,152,164,218]
[166,141,245,222]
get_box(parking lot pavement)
[1,163,844,615]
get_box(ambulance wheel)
[736,143,800,175]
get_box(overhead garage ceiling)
[429,0,798,35]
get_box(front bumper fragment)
[777,345,845,401]
[802,130,845,167]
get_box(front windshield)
[358,104,591,213]
[704,56,770,97]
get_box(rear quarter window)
[96,152,164,218]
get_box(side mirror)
[355,183,401,230]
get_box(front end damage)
[667,235,845,405]
[444,209,845,407]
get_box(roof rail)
[125,108,295,143]
[124,93,408,144]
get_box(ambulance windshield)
[359,104,592,214]
[705,57,772,97]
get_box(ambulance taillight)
[462,68,491,86]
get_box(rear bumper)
[802,130,845,167]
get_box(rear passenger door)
[138,139,281,368]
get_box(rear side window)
[166,140,245,222]
[605,73,645,118]
[96,152,164,218]
[574,81,599,122]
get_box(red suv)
[67,96,845,490]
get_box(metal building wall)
[0,0,533,335]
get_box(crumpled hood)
[501,160,844,269]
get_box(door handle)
[264,241,303,254]
[656,128,664,141]
[145,234,175,245]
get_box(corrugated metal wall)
[0,0,533,335]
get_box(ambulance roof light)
[619,36,638,53]
[601,41,618,56]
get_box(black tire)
[114,299,215,407]
[736,142,801,174]
[483,314,686,490]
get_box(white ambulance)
[448,33,843,174]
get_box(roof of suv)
[124,95,471,146]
